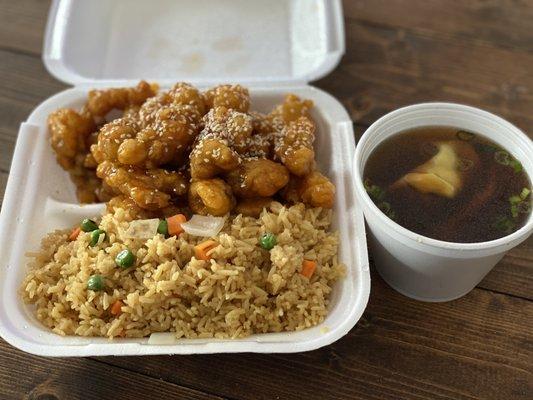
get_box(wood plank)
[0,49,66,107]
[0,48,67,171]
[0,171,7,205]
[344,0,533,52]
[0,339,225,400]
[94,275,532,400]
[316,20,533,135]
[478,235,533,300]
[0,0,50,55]
[0,120,24,173]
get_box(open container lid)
[43,0,345,86]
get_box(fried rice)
[21,202,344,339]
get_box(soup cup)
[353,103,533,302]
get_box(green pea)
[80,218,98,232]
[89,229,106,247]
[115,249,135,269]
[157,219,168,236]
[259,233,277,250]
[87,275,104,291]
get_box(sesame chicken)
[203,84,250,113]
[282,171,335,209]
[47,81,335,216]
[268,93,314,130]
[274,116,316,176]
[226,159,289,198]
[48,108,95,169]
[86,81,157,117]
[188,179,235,216]
[190,138,241,180]
[96,161,188,210]
[235,197,274,217]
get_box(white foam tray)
[0,0,370,356]
[0,85,369,356]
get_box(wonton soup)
[363,126,532,243]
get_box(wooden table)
[0,1,531,399]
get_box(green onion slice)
[493,216,515,234]
[494,150,511,166]
[510,159,523,173]
[517,201,531,215]
[456,130,475,141]
[457,158,474,172]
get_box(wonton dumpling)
[392,142,476,198]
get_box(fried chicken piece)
[91,118,138,164]
[300,171,335,208]
[201,107,253,153]
[282,171,335,208]
[107,195,153,220]
[235,197,273,217]
[268,94,314,130]
[226,159,289,198]
[190,138,241,180]
[86,81,157,117]
[106,195,184,220]
[97,161,188,210]
[167,82,206,117]
[92,83,205,169]
[139,82,205,126]
[122,105,141,121]
[203,84,250,113]
[189,107,257,179]
[48,108,95,169]
[246,112,275,158]
[274,116,315,176]
[139,107,195,167]
[136,83,205,167]
[47,108,114,203]
[188,179,235,216]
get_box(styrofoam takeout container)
[353,103,533,302]
[0,0,370,356]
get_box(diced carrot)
[110,300,124,316]
[167,214,187,236]
[301,259,317,278]
[194,240,218,261]
[69,227,81,241]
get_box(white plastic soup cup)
[353,103,533,302]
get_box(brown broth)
[363,126,532,243]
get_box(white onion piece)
[147,332,178,345]
[181,215,226,237]
[123,218,160,239]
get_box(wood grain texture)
[0,339,226,400]
[316,20,533,133]
[0,0,50,54]
[0,48,66,171]
[0,171,7,204]
[479,235,533,300]
[344,0,533,52]
[94,275,532,400]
